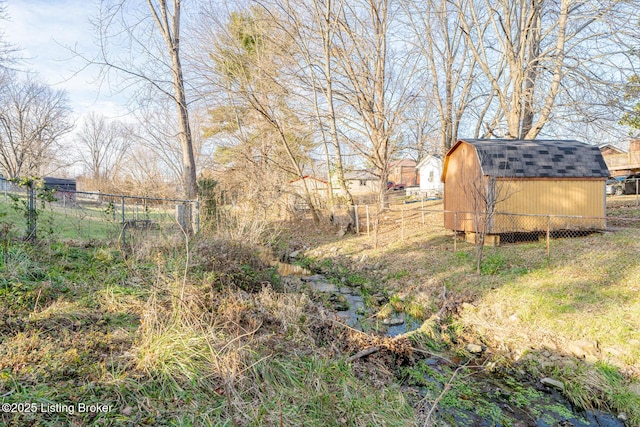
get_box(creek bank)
[277,259,627,427]
[404,354,625,427]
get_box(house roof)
[445,139,610,179]
[344,171,377,181]
[390,159,417,168]
[599,143,626,154]
[416,155,442,169]
[43,177,76,189]
[289,175,328,184]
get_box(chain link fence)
[317,198,640,259]
[3,175,640,258]
[0,178,199,243]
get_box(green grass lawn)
[0,197,180,242]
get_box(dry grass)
[130,267,416,426]
[0,236,418,425]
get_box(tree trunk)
[171,53,198,199]
[147,0,198,200]
[322,0,356,228]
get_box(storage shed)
[442,139,609,235]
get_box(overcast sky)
[4,0,128,120]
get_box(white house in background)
[416,155,444,197]
[341,171,378,196]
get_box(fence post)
[354,205,359,234]
[195,199,200,234]
[546,215,551,260]
[421,198,425,225]
[27,182,36,240]
[366,205,370,236]
[121,196,126,246]
[401,205,405,241]
[636,178,638,208]
[454,211,457,252]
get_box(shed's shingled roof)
[460,139,609,178]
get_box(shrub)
[192,238,277,293]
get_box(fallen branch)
[421,363,487,426]
[410,347,454,365]
[318,314,453,364]
[347,346,380,362]
[422,364,465,426]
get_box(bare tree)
[262,0,359,228]
[85,0,197,199]
[119,145,178,198]
[403,0,478,152]
[131,104,188,186]
[331,0,417,210]
[452,0,639,140]
[0,1,18,69]
[400,97,440,160]
[0,71,73,178]
[313,0,357,227]
[459,153,513,274]
[127,100,214,189]
[74,112,130,190]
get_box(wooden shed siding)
[496,179,604,216]
[443,142,483,230]
[491,179,606,232]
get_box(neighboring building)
[599,143,626,157]
[289,176,329,207]
[43,177,76,192]
[388,159,418,186]
[342,171,378,196]
[289,172,381,207]
[416,155,443,197]
[599,141,640,176]
[442,139,609,234]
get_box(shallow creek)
[275,261,422,336]
[275,261,626,427]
